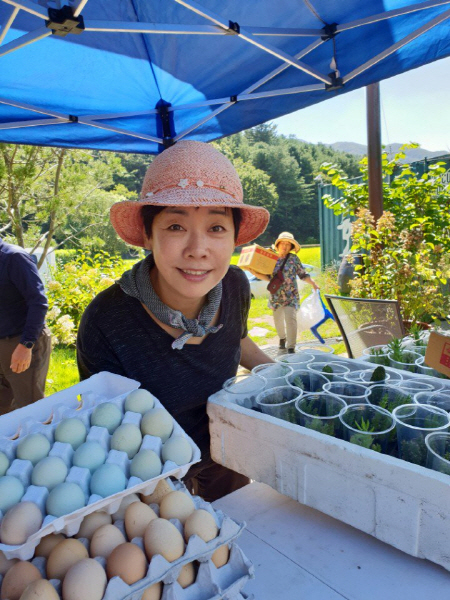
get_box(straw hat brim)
[110,188,270,248]
[274,235,301,253]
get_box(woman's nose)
[185,231,209,258]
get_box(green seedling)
[369,348,390,367]
[354,417,375,433]
[349,433,382,452]
[401,437,427,466]
[370,366,386,383]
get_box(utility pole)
[366,82,383,221]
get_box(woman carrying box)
[77,141,273,501]
[249,232,319,353]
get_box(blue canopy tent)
[0,0,449,154]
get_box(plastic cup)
[296,343,334,354]
[393,404,450,466]
[388,350,423,373]
[415,390,450,412]
[295,392,346,437]
[410,344,427,357]
[222,374,267,409]
[256,385,303,424]
[415,362,449,384]
[367,384,414,412]
[339,404,395,453]
[362,345,390,366]
[322,381,368,405]
[306,361,350,383]
[344,368,391,387]
[399,378,434,396]
[285,369,329,393]
[425,432,450,475]
[252,363,294,390]
[276,352,315,371]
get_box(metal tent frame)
[0,0,449,152]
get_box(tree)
[0,144,127,266]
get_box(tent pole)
[366,82,383,221]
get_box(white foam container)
[0,372,201,559]
[207,350,450,571]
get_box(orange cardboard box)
[237,244,279,275]
[424,331,450,377]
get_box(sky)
[272,56,450,153]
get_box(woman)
[77,141,273,501]
[250,232,319,353]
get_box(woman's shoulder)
[225,265,250,291]
[82,282,132,323]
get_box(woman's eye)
[168,224,184,231]
[211,225,225,232]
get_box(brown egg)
[106,543,147,585]
[141,479,172,505]
[144,518,185,562]
[19,579,59,600]
[90,524,126,559]
[124,502,157,540]
[46,538,89,580]
[159,491,195,525]
[0,550,18,576]
[62,558,107,600]
[184,510,218,543]
[1,561,41,600]
[76,511,112,540]
[0,502,43,546]
[211,544,230,568]
[34,533,66,559]
[177,562,196,588]
[141,581,162,600]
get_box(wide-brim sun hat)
[110,141,270,247]
[275,232,301,253]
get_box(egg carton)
[0,544,253,600]
[0,374,201,559]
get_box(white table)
[213,482,450,600]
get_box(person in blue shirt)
[0,238,51,414]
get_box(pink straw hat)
[110,141,270,247]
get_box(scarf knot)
[119,255,223,350]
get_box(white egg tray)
[0,544,252,600]
[208,349,450,571]
[0,372,201,559]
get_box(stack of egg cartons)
[0,372,254,600]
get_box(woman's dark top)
[77,265,250,457]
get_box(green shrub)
[47,251,128,345]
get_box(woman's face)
[277,241,292,257]
[145,206,236,304]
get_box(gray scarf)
[119,255,223,350]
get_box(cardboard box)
[207,351,450,571]
[424,331,450,377]
[237,245,278,275]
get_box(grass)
[45,346,78,396]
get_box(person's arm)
[240,335,275,370]
[295,257,320,291]
[8,253,48,374]
[247,268,270,282]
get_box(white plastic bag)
[297,290,325,332]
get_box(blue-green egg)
[110,424,142,458]
[90,402,122,434]
[73,441,106,473]
[124,389,155,415]
[16,433,51,465]
[90,463,126,497]
[161,436,193,466]
[46,482,86,517]
[0,475,25,513]
[55,418,87,449]
[32,456,68,490]
[130,449,162,481]
[0,451,9,477]
[141,408,173,442]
